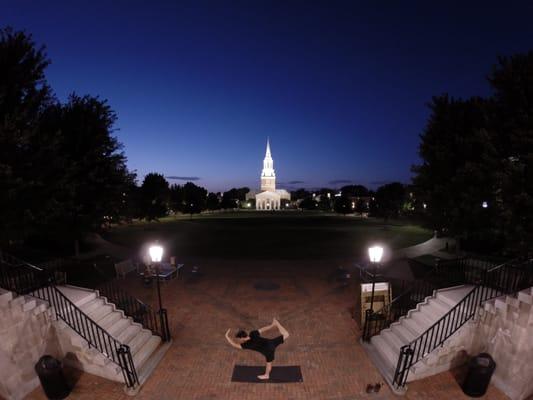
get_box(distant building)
[247,139,290,210]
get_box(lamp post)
[368,245,383,314]
[149,244,164,311]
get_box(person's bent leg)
[258,362,272,380]
[273,318,289,340]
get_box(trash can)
[462,353,496,397]
[34,355,70,400]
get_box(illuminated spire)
[265,137,271,158]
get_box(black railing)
[0,257,139,389]
[361,257,498,341]
[391,257,533,389]
[97,279,171,341]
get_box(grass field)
[103,211,432,261]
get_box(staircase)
[362,256,533,394]
[363,285,474,390]
[53,286,168,385]
[0,252,172,392]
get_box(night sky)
[3,1,533,192]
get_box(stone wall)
[0,289,61,400]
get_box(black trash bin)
[34,355,70,400]
[462,353,496,397]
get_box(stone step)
[88,304,114,322]
[401,316,425,337]
[57,286,97,308]
[391,323,417,343]
[133,336,161,369]
[80,298,105,315]
[118,324,143,344]
[382,330,407,353]
[99,311,123,331]
[129,330,153,355]
[411,309,434,328]
[108,316,132,338]
[371,335,398,367]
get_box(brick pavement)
[26,260,510,400]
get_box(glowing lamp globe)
[368,246,383,263]
[149,245,164,263]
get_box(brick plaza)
[27,260,509,400]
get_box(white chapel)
[249,139,290,210]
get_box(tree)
[0,28,137,254]
[340,184,369,197]
[334,196,352,215]
[488,52,533,250]
[298,197,317,210]
[355,199,368,216]
[0,27,54,243]
[140,173,169,220]
[55,94,137,245]
[412,96,498,238]
[182,182,207,216]
[291,188,310,201]
[206,192,220,211]
[375,182,407,222]
[221,187,249,209]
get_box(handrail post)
[117,344,139,389]
[363,309,373,342]
[159,308,171,341]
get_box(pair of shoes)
[365,383,382,393]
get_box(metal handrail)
[97,279,171,341]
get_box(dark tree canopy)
[340,184,369,197]
[0,28,135,249]
[413,52,533,252]
[140,173,169,221]
[334,196,353,215]
[374,182,406,221]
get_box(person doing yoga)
[225,318,290,380]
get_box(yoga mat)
[231,365,303,383]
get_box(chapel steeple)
[261,138,276,192]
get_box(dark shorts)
[264,335,284,362]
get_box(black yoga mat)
[231,365,303,383]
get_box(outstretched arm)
[225,329,242,349]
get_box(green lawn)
[103,211,432,261]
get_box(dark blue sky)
[3,1,533,192]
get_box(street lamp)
[149,244,164,311]
[368,245,383,314]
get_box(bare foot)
[273,318,279,326]
[257,374,270,380]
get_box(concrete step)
[117,324,143,344]
[410,309,434,328]
[99,311,123,331]
[88,304,114,322]
[80,298,105,315]
[133,336,161,369]
[382,330,407,353]
[57,286,97,308]
[129,330,153,355]
[108,316,132,338]
[371,335,398,367]
[437,286,473,307]
[391,324,417,343]
[402,316,425,337]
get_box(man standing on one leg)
[225,318,290,380]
